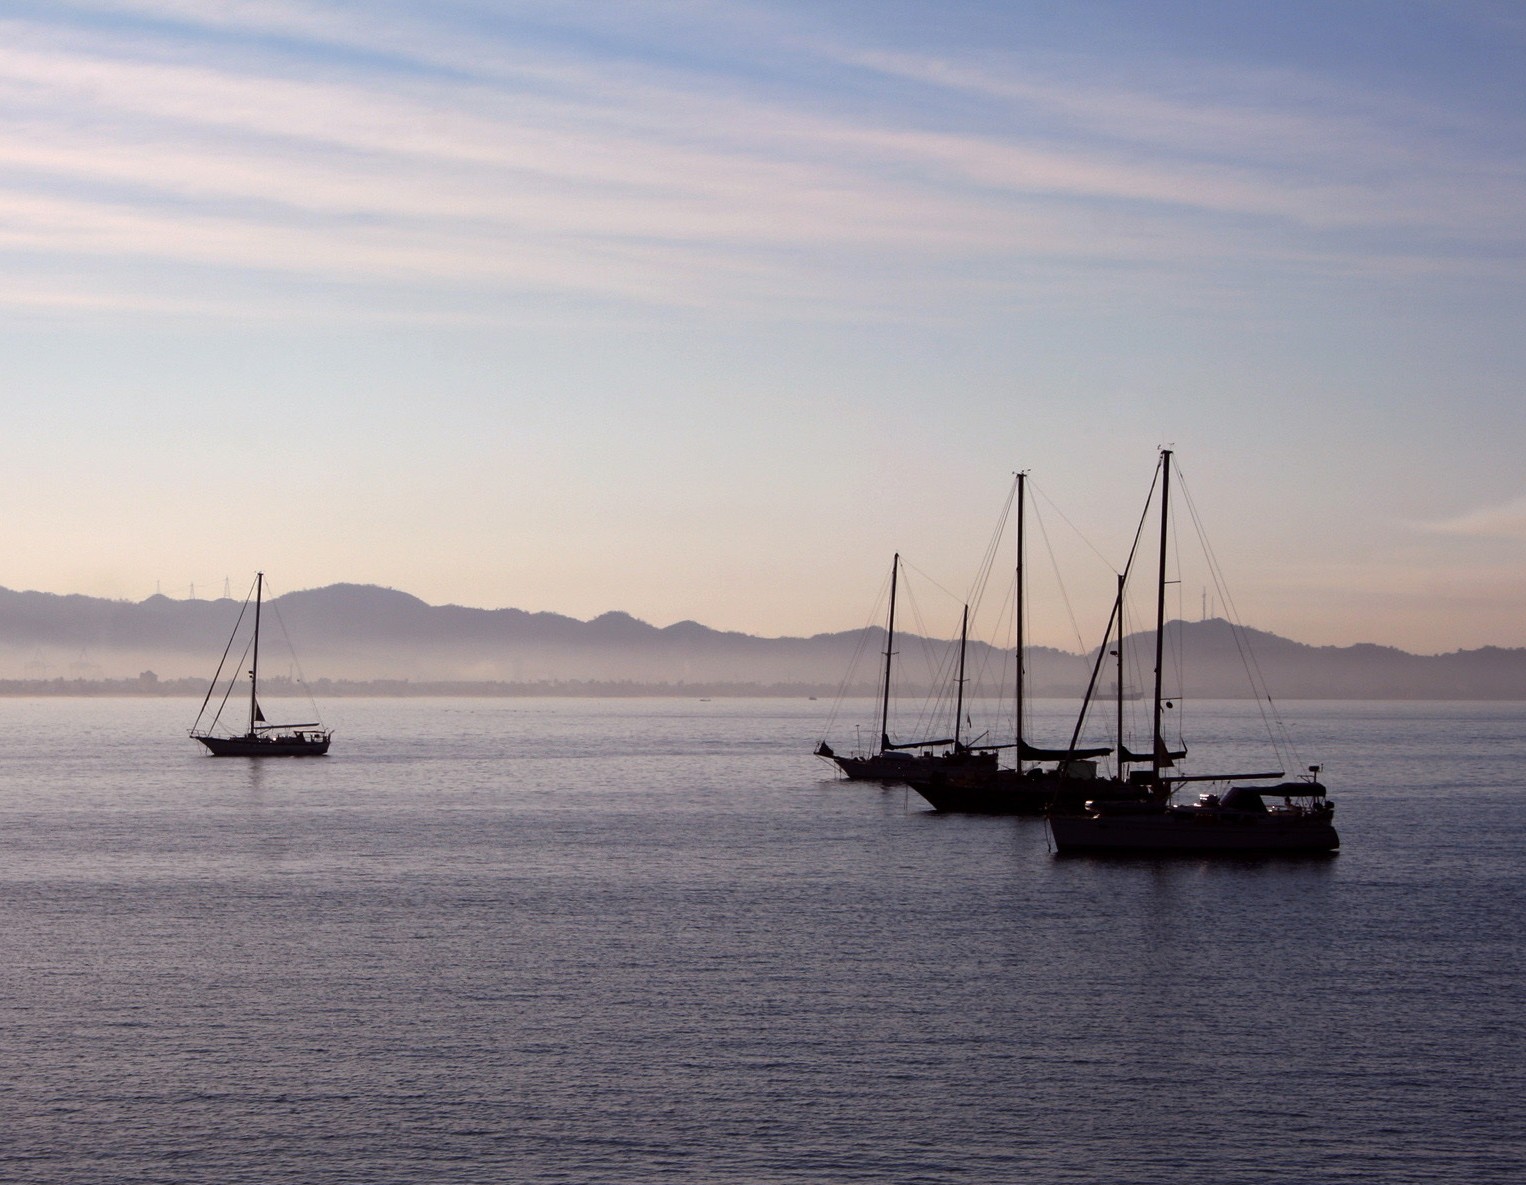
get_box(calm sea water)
[0,697,1520,1184]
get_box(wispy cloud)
[836,47,1526,232]
[1420,496,1526,541]
[2,1,1522,323]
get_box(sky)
[2,0,1524,655]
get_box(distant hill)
[0,583,1523,698]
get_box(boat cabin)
[1195,783,1332,817]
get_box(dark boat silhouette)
[189,572,332,757]
[1048,451,1338,854]
[815,553,968,783]
[904,472,1129,815]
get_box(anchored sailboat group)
[183,454,1341,857]
[817,451,1340,855]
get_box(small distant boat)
[189,572,332,757]
[1048,451,1338,855]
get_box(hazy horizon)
[5,2,1523,654]
[3,575,1521,664]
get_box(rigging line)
[207,634,256,734]
[1120,588,1150,751]
[1158,460,1189,751]
[899,572,972,738]
[984,579,1019,734]
[920,628,965,724]
[818,563,893,741]
[900,557,961,607]
[1031,499,1090,662]
[915,645,962,741]
[265,597,324,724]
[885,574,963,744]
[963,579,1010,698]
[900,579,960,686]
[1174,465,1299,768]
[191,576,257,733]
[1174,473,1240,707]
[1029,479,1120,573]
[894,589,932,731]
[1065,462,1161,751]
[1114,579,1160,762]
[934,479,1019,741]
[1028,505,1115,752]
[963,477,1016,629]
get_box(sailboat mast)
[880,554,898,750]
[1014,473,1025,773]
[1151,452,1171,783]
[1116,572,1126,780]
[954,604,969,750]
[249,571,263,736]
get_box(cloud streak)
[1,1,1522,323]
[1420,497,1526,541]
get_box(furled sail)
[884,736,956,750]
[1019,739,1111,761]
[1120,742,1188,764]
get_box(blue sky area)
[2,1,1523,654]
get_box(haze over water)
[1,697,1520,1183]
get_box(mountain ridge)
[0,582,1522,698]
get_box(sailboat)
[189,572,333,757]
[905,471,1122,814]
[1048,451,1338,854]
[815,554,968,782]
